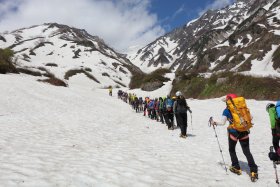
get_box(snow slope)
[0,73,276,187]
[0,23,136,88]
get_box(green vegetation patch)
[0,48,17,74]
[171,71,280,100]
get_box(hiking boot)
[250,172,258,182]
[179,134,187,138]
[229,166,242,175]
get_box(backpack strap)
[228,97,245,124]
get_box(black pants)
[159,109,164,123]
[228,136,258,172]
[177,112,187,136]
[175,114,179,128]
[164,113,174,128]
[273,135,280,153]
[272,129,280,152]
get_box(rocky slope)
[129,0,280,78]
[0,23,141,88]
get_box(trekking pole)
[190,112,193,130]
[270,146,280,185]
[209,117,228,174]
[274,161,280,185]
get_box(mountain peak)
[0,23,142,88]
[128,0,280,77]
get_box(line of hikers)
[117,90,192,138]
[113,88,280,183]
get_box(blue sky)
[150,0,206,31]
[0,0,234,52]
[150,0,234,31]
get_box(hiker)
[143,97,149,116]
[267,101,280,162]
[210,94,258,180]
[109,86,112,96]
[158,97,165,124]
[153,98,159,121]
[164,95,174,130]
[148,99,154,119]
[139,97,143,111]
[165,104,174,130]
[134,97,140,113]
[173,91,192,138]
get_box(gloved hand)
[209,117,217,126]
[212,121,217,126]
[269,152,279,162]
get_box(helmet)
[266,103,275,112]
[226,94,237,100]
[176,91,182,97]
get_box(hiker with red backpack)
[209,94,258,182]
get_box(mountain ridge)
[128,0,280,78]
[0,23,142,88]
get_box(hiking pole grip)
[208,117,213,127]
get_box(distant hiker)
[148,99,154,119]
[139,97,143,111]
[165,104,174,130]
[117,90,122,99]
[128,93,132,105]
[158,97,165,124]
[267,101,280,162]
[109,86,112,96]
[153,98,159,121]
[143,97,149,116]
[173,91,192,138]
[134,97,140,113]
[210,94,258,181]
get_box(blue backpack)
[276,100,280,119]
[166,98,173,108]
[148,100,154,109]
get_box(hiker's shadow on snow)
[186,134,196,137]
[239,161,251,174]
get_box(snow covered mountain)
[0,23,141,88]
[128,0,280,77]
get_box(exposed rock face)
[129,0,280,77]
[141,81,164,91]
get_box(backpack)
[268,106,277,129]
[166,98,173,108]
[276,100,280,119]
[226,97,253,132]
[148,100,154,109]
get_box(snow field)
[0,73,277,187]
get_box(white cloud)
[199,0,234,15]
[0,0,165,53]
[172,4,185,20]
